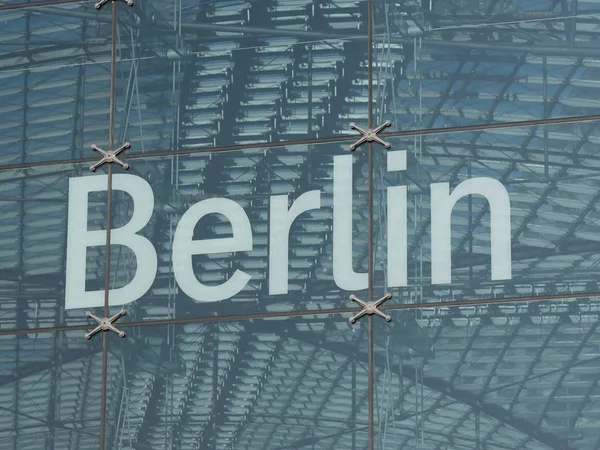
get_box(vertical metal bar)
[100,332,109,450]
[104,0,118,315]
[367,0,374,446]
[468,160,473,282]
[368,142,374,449]
[399,351,403,416]
[100,2,119,450]
[352,357,357,450]
[367,0,374,303]
[368,141,374,305]
[543,55,548,178]
[476,409,481,450]
[367,0,373,131]
[211,326,219,450]
[420,361,424,443]
[368,315,374,450]
[414,365,418,439]
[307,44,313,135]
[107,12,117,246]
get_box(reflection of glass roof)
[2,0,600,448]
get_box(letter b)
[65,175,157,309]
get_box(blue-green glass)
[374,298,600,449]
[372,0,600,135]
[0,330,102,449]
[0,161,110,330]
[104,313,368,449]
[113,0,371,151]
[106,141,369,322]
[0,2,112,165]
[373,121,600,305]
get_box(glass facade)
[2,0,600,449]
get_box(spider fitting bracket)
[95,0,134,9]
[90,142,131,172]
[349,293,392,324]
[349,120,392,151]
[84,309,127,340]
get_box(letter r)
[65,175,157,309]
[269,190,321,295]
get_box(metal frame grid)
[3,0,600,449]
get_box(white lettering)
[172,198,253,302]
[387,151,407,287]
[269,191,321,295]
[64,155,515,310]
[430,178,512,284]
[65,175,157,309]
[333,154,368,291]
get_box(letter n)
[430,178,511,284]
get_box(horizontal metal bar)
[0,0,82,11]
[0,289,598,337]
[0,113,599,172]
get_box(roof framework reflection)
[2,0,600,448]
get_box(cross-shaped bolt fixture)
[349,293,392,324]
[84,309,127,340]
[349,120,392,151]
[90,142,131,172]
[95,0,133,9]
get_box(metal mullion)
[2,114,600,172]
[99,2,119,450]
[0,0,83,11]
[367,0,375,446]
[367,47,375,450]
[368,314,374,450]
[100,332,109,450]
[4,288,600,337]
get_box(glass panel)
[0,161,110,330]
[0,329,102,449]
[115,0,373,151]
[375,298,600,449]
[103,141,369,321]
[372,121,600,304]
[372,0,600,134]
[104,313,368,449]
[0,0,58,7]
[0,3,113,165]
